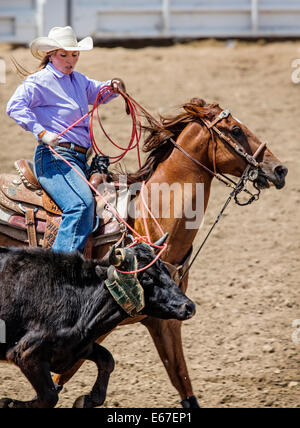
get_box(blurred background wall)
[1,0,300,44]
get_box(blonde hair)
[11,52,56,78]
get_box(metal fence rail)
[1,0,300,44]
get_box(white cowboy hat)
[30,26,93,60]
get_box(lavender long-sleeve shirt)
[6,62,117,148]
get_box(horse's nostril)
[274,165,288,180]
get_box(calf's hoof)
[73,395,94,409]
[73,395,85,408]
[53,382,63,394]
[0,398,14,408]
[73,394,104,409]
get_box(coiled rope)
[50,84,167,273]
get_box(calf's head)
[109,243,196,321]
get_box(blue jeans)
[34,144,94,253]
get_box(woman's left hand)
[111,78,126,94]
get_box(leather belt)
[58,142,88,154]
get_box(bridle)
[169,108,267,206]
[113,94,269,280]
[116,90,267,200]
[100,92,269,279]
[167,108,269,285]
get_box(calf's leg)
[0,358,58,408]
[53,359,85,387]
[73,343,115,408]
[52,330,115,387]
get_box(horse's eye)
[232,127,243,138]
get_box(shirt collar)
[46,62,70,79]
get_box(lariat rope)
[89,86,143,168]
[48,85,264,278]
[49,85,167,274]
[56,85,143,168]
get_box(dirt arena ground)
[0,39,299,408]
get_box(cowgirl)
[7,26,125,253]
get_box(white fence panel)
[0,0,37,43]
[72,0,300,40]
[39,0,68,37]
[72,0,167,39]
[169,0,254,37]
[258,0,300,36]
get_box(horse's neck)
[134,122,213,265]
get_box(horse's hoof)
[0,398,14,408]
[181,395,200,408]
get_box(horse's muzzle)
[273,164,288,189]
[257,163,288,190]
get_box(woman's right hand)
[38,130,61,147]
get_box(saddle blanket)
[0,207,46,233]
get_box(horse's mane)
[118,98,220,184]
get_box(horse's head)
[184,99,288,190]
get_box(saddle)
[0,159,130,255]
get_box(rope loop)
[52,85,167,274]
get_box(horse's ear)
[190,98,207,107]
[183,105,199,116]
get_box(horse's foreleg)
[142,317,200,408]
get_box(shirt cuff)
[32,123,46,141]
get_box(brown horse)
[0,98,288,407]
